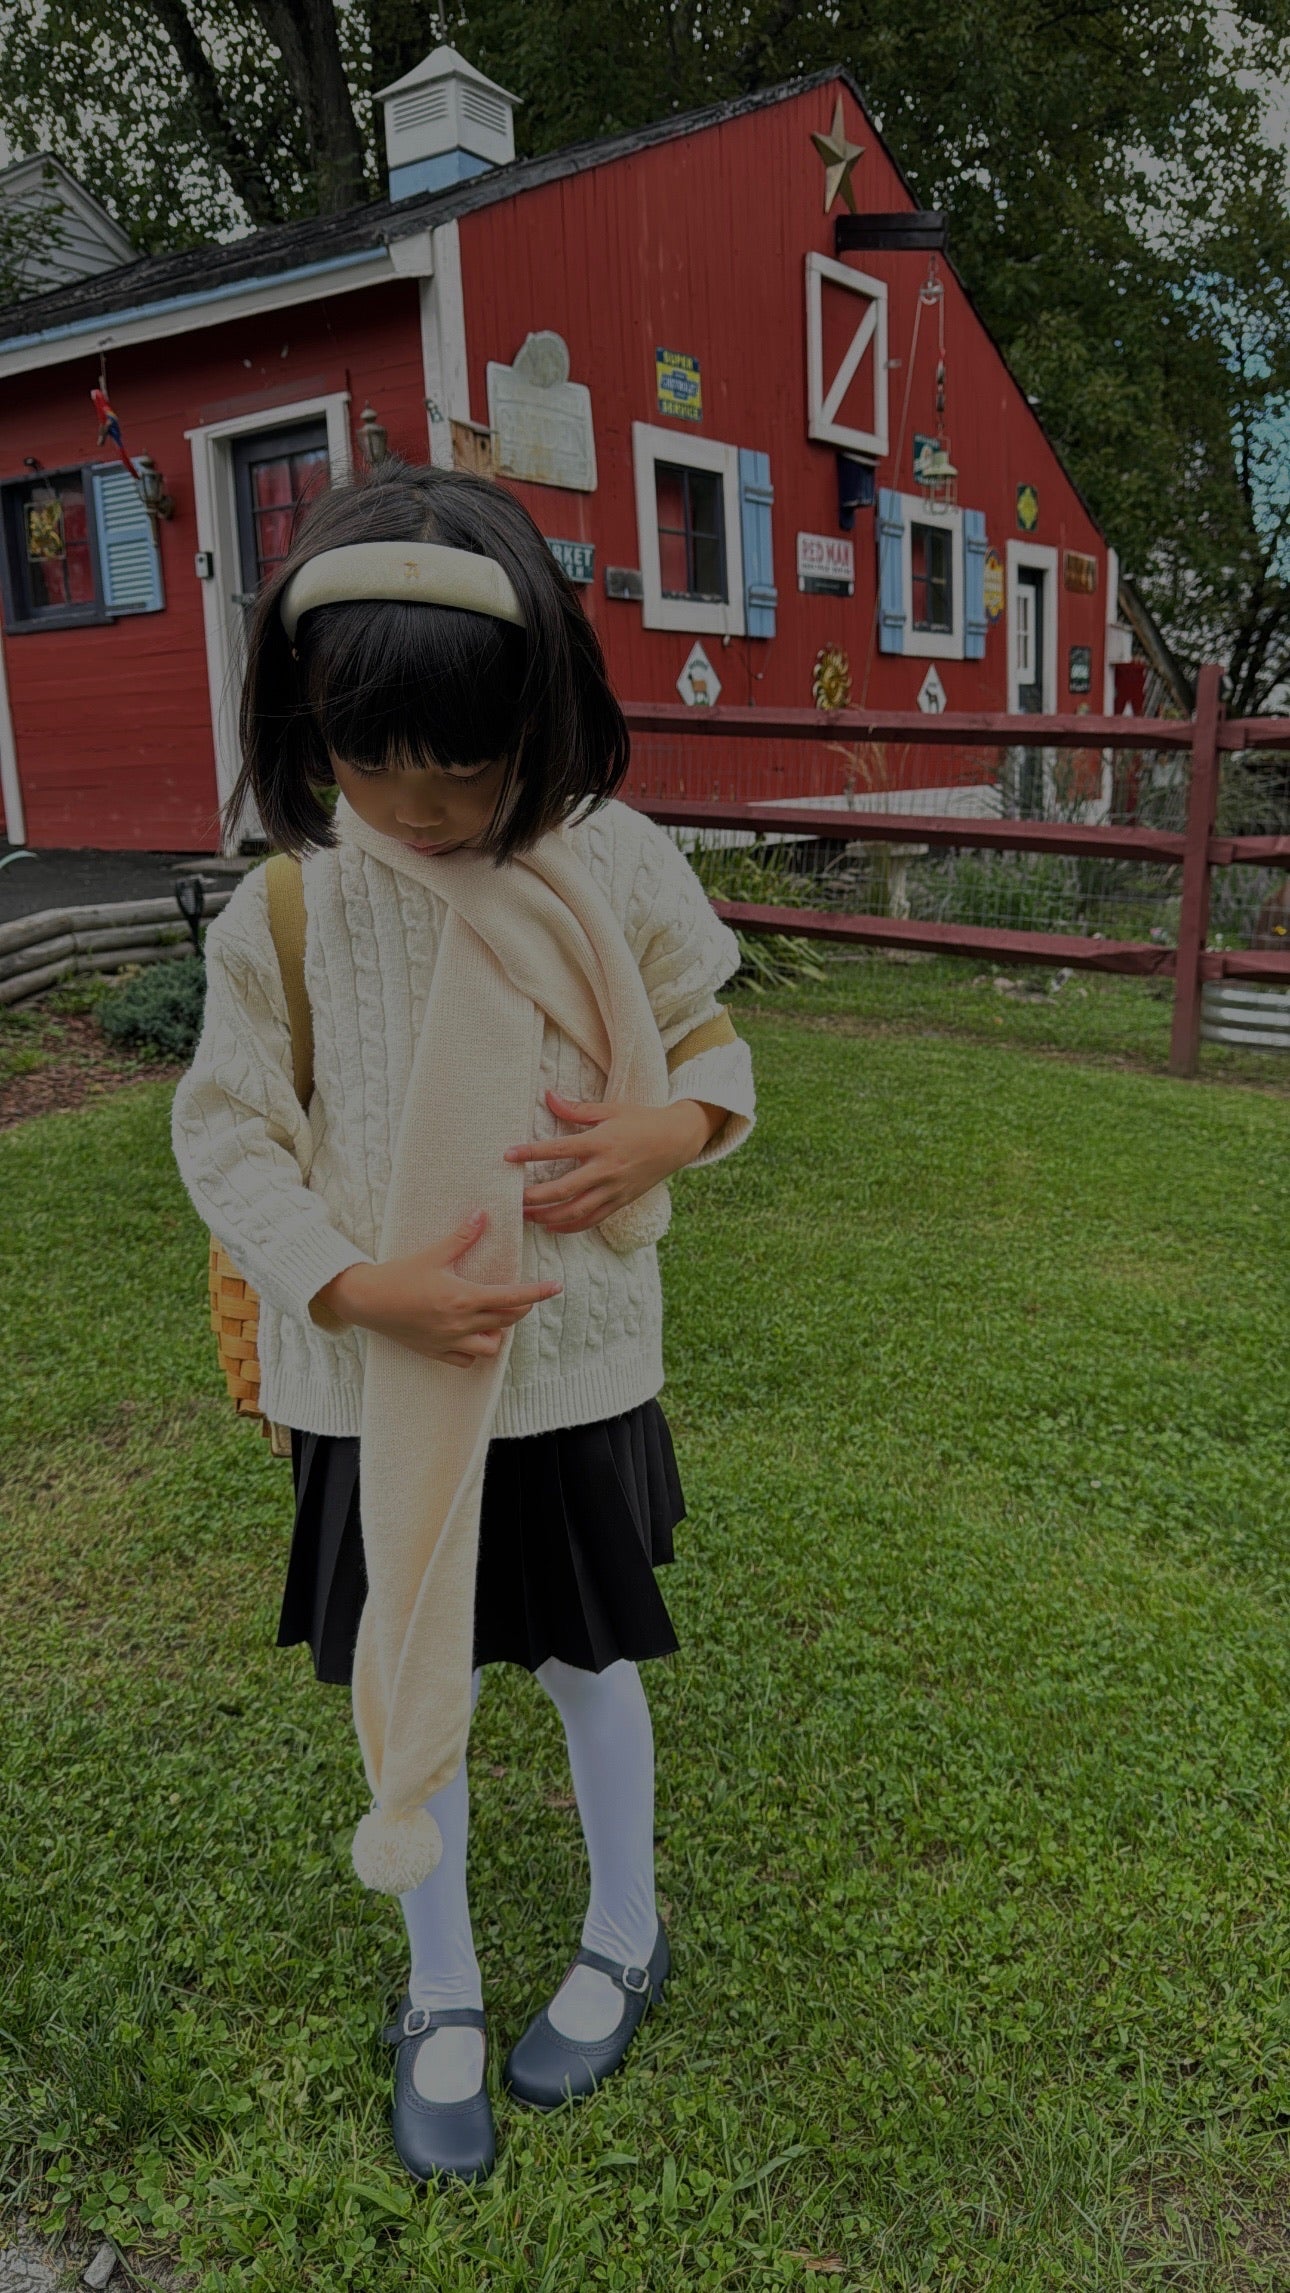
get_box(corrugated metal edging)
[623,734,1013,808]
[1200,982,1290,1050]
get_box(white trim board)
[805,252,889,457]
[0,622,24,845]
[632,422,745,637]
[0,238,433,381]
[418,220,469,467]
[186,393,352,849]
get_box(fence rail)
[625,664,1288,1076]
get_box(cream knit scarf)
[332,794,672,1894]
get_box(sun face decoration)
[812,644,853,712]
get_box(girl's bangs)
[301,598,530,774]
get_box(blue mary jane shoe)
[502,1923,670,2110]
[382,1998,495,2185]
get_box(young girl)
[170,459,754,2188]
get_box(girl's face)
[328,750,511,858]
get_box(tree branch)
[249,0,368,212]
[733,0,806,94]
[144,0,285,227]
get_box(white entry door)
[187,393,351,848]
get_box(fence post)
[1168,663,1224,1078]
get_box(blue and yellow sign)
[656,348,703,423]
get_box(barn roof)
[0,63,1109,547]
[0,68,866,353]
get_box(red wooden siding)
[0,76,1111,848]
[454,82,1108,799]
[0,281,426,848]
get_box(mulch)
[0,1010,185,1132]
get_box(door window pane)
[910,521,953,632]
[1015,586,1036,684]
[655,463,727,601]
[247,445,329,584]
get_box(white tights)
[399,1656,658,2103]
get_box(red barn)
[0,55,1123,852]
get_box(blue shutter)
[738,447,777,638]
[90,464,164,616]
[877,487,905,654]
[964,508,988,660]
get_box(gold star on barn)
[811,96,864,215]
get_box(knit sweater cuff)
[668,1036,756,1167]
[260,1219,375,1331]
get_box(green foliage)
[685,838,828,993]
[0,2,1286,690]
[98,955,207,1060]
[0,1018,1288,2282]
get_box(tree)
[0,1,373,243]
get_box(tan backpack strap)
[665,1008,738,1073]
[263,853,315,1110]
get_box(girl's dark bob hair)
[227,458,630,863]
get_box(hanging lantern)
[134,452,175,523]
[915,436,958,511]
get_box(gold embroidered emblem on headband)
[403,561,420,580]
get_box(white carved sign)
[805,253,889,458]
[486,331,597,493]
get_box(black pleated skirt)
[277,1399,685,1687]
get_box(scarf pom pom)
[352,1806,443,1894]
[600,1183,671,1255]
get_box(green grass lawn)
[2,994,1289,2291]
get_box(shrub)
[685,837,828,993]
[99,954,206,1059]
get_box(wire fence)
[626,731,1290,959]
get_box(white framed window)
[878,494,992,662]
[902,505,963,657]
[632,422,745,636]
[805,252,889,457]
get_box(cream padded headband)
[280,540,526,643]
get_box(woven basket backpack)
[207,853,314,1459]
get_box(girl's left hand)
[505,1089,724,1233]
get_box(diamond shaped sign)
[677,641,721,708]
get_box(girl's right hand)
[310,1211,561,1368]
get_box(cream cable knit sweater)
[172,799,755,1444]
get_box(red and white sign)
[797,531,855,593]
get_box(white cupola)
[374,45,519,201]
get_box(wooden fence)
[626,664,1290,1077]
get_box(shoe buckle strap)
[574,1944,652,1995]
[397,2003,486,2041]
